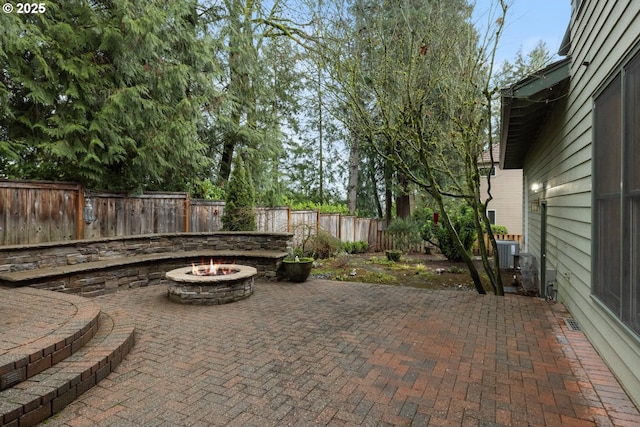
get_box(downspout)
[523,176,530,252]
[540,200,548,298]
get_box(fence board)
[85,192,189,238]
[256,207,289,233]
[290,210,318,248]
[190,200,225,232]
[340,216,356,242]
[355,218,371,242]
[368,220,380,251]
[0,180,79,244]
[319,213,340,237]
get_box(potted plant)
[385,249,402,262]
[282,255,314,282]
[280,224,317,282]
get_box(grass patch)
[354,271,398,284]
[365,256,397,267]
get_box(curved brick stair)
[0,288,135,427]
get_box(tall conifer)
[222,155,256,231]
[0,0,218,191]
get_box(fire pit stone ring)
[166,263,257,305]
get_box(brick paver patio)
[39,280,640,427]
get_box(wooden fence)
[0,180,389,248]
[0,180,82,244]
[0,180,522,254]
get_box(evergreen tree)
[0,0,218,191]
[206,0,310,193]
[222,155,257,231]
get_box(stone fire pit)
[166,263,257,305]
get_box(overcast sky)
[472,0,572,66]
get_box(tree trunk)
[368,157,383,218]
[346,133,359,215]
[218,0,252,186]
[384,158,393,222]
[218,137,235,186]
[395,172,411,219]
[433,191,486,294]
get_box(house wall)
[522,0,640,406]
[480,167,523,235]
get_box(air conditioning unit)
[496,240,519,269]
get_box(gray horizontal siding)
[521,0,640,407]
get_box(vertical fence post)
[76,185,85,240]
[353,217,357,242]
[184,193,190,232]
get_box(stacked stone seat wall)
[0,232,291,296]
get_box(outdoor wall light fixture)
[83,197,96,223]
[530,199,540,213]
[531,182,542,193]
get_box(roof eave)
[500,57,571,169]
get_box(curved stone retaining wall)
[0,232,291,296]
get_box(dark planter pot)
[385,250,402,262]
[282,258,314,282]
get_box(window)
[479,166,496,177]
[593,51,640,335]
[487,210,496,225]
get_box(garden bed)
[311,252,521,293]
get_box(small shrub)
[341,240,369,254]
[419,204,477,262]
[342,241,354,254]
[308,230,342,259]
[386,218,423,252]
[354,241,369,253]
[490,224,508,234]
[334,252,352,268]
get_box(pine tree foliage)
[0,0,219,191]
[222,154,257,231]
[202,0,310,205]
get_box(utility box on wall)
[519,253,538,294]
[496,240,520,269]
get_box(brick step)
[0,308,135,427]
[0,288,101,391]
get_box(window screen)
[593,52,640,335]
